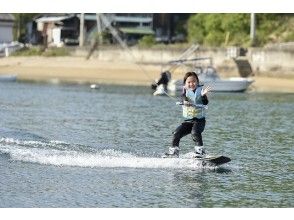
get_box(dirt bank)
[0,56,293,93]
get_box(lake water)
[0,81,293,207]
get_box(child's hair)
[183,71,199,85]
[182,72,200,100]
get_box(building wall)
[0,22,14,43]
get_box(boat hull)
[201,77,254,92]
[0,75,17,82]
[166,77,254,94]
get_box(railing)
[0,42,24,57]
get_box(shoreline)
[0,56,294,93]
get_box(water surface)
[0,82,293,207]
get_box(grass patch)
[11,46,70,57]
[42,47,70,57]
[11,46,43,56]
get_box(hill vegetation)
[187,14,294,47]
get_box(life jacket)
[182,86,206,119]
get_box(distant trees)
[12,13,294,48]
[13,13,38,42]
[187,13,294,47]
[254,14,294,46]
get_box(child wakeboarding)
[164,71,211,158]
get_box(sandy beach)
[0,56,293,93]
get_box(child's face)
[185,76,198,90]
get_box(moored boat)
[0,74,17,82]
[152,57,254,96]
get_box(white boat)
[167,67,254,93]
[153,57,254,95]
[0,74,17,82]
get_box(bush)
[11,46,43,56]
[42,47,70,57]
[204,31,225,46]
[283,31,294,42]
[138,35,155,47]
[11,46,70,57]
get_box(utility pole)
[86,13,103,60]
[17,13,22,41]
[96,13,103,45]
[79,13,85,47]
[250,13,256,46]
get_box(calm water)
[0,81,293,207]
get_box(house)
[91,13,188,45]
[32,14,79,47]
[81,13,154,45]
[153,13,190,43]
[26,13,189,47]
[0,14,15,43]
[27,13,155,47]
[109,13,154,45]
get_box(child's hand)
[201,86,212,96]
[183,101,192,106]
[184,85,189,91]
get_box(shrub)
[138,35,156,47]
[11,46,43,56]
[42,47,70,57]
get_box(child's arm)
[181,88,188,102]
[202,95,209,105]
[201,86,211,105]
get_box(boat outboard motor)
[151,71,171,91]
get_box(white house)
[0,14,15,43]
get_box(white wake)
[0,138,208,169]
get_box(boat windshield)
[197,66,220,81]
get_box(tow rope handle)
[176,102,208,109]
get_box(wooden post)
[79,13,85,47]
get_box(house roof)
[0,14,15,22]
[119,27,154,35]
[114,16,152,23]
[35,15,74,23]
[77,14,152,23]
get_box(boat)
[152,57,254,96]
[168,66,254,93]
[0,74,17,82]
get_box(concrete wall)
[249,48,294,77]
[72,46,294,78]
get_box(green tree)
[221,14,250,46]
[255,14,294,46]
[203,14,225,46]
[188,13,251,47]
[187,14,207,44]
[187,13,293,47]
[13,13,38,42]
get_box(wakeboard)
[162,154,231,166]
[196,155,231,166]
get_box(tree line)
[13,13,294,47]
